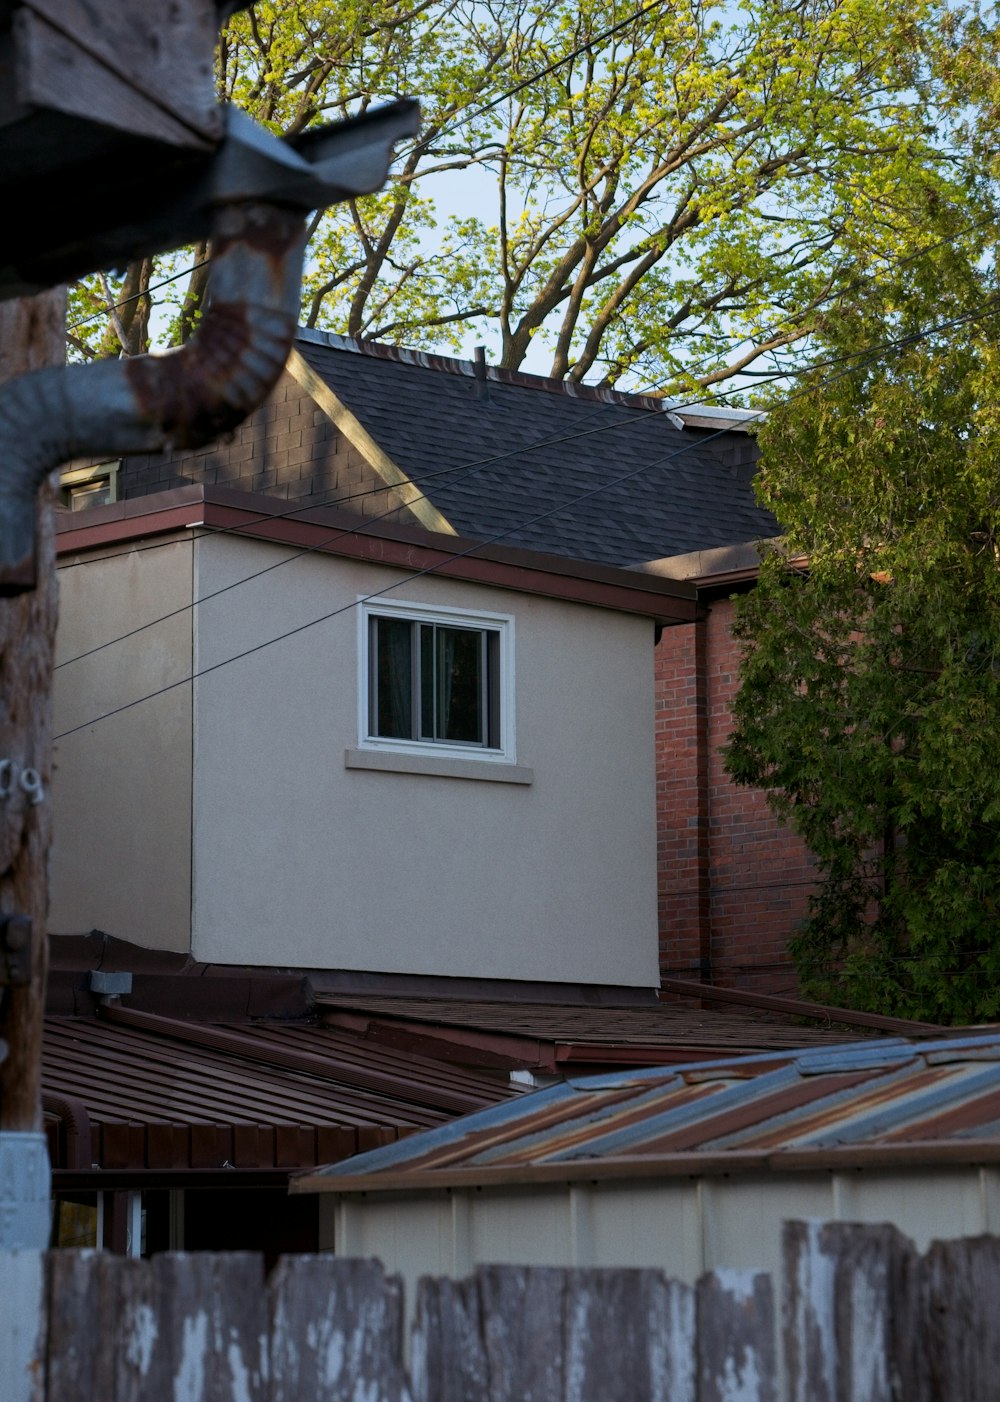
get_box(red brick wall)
[656,595,817,994]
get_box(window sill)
[344,748,534,785]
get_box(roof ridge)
[296,326,687,418]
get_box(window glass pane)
[419,624,435,740]
[437,625,483,743]
[373,616,413,738]
[68,478,113,510]
[366,609,505,752]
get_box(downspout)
[42,1091,93,1171]
[0,200,304,593]
[0,99,420,594]
[694,607,713,981]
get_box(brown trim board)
[55,485,699,623]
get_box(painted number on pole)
[0,762,44,804]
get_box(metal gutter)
[54,484,701,623]
[0,100,419,592]
[660,978,947,1036]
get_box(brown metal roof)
[315,990,906,1072]
[42,1008,515,1175]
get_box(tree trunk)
[0,289,65,1135]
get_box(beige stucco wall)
[51,535,194,951]
[190,533,660,985]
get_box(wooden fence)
[3,1220,999,1400]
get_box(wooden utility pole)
[0,289,64,1244]
[0,0,414,1254]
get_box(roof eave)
[293,1137,1000,1197]
[55,483,700,624]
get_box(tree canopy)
[69,0,996,392]
[724,212,1000,1021]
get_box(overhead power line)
[53,289,1000,741]
[68,259,211,333]
[56,233,1000,675]
[66,0,671,336]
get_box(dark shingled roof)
[296,332,779,568]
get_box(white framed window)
[59,460,120,511]
[358,598,515,763]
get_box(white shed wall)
[329,1166,1000,1320]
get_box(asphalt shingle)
[296,333,779,568]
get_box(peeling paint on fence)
[8,1225,1000,1400]
[697,1269,776,1402]
[123,1301,158,1378]
[175,1309,209,1402]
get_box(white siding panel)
[832,1167,986,1248]
[192,533,660,986]
[469,1186,573,1266]
[589,1180,704,1278]
[330,1164,993,1327]
[700,1175,834,1282]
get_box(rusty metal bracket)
[0,97,419,594]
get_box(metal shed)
[295,1031,1000,1308]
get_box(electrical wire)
[68,260,211,333]
[52,289,1000,740]
[65,0,671,336]
[53,398,620,669]
[436,0,666,131]
[78,0,993,353]
[54,270,1000,673]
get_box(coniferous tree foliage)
[725,238,1000,1022]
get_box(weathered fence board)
[270,1255,410,1402]
[906,1235,1000,1402]
[414,1265,699,1402]
[0,1249,46,1402]
[411,1275,488,1402]
[784,1219,1000,1402]
[47,1251,268,1402]
[562,1268,696,1402]
[474,1265,568,1400]
[783,1220,910,1402]
[6,1224,1000,1402]
[697,1270,775,1402]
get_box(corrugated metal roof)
[296,1032,1000,1193]
[42,1011,515,1173]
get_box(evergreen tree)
[726,234,1000,1021]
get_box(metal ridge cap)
[295,327,697,418]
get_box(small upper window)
[59,461,120,511]
[360,600,514,761]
